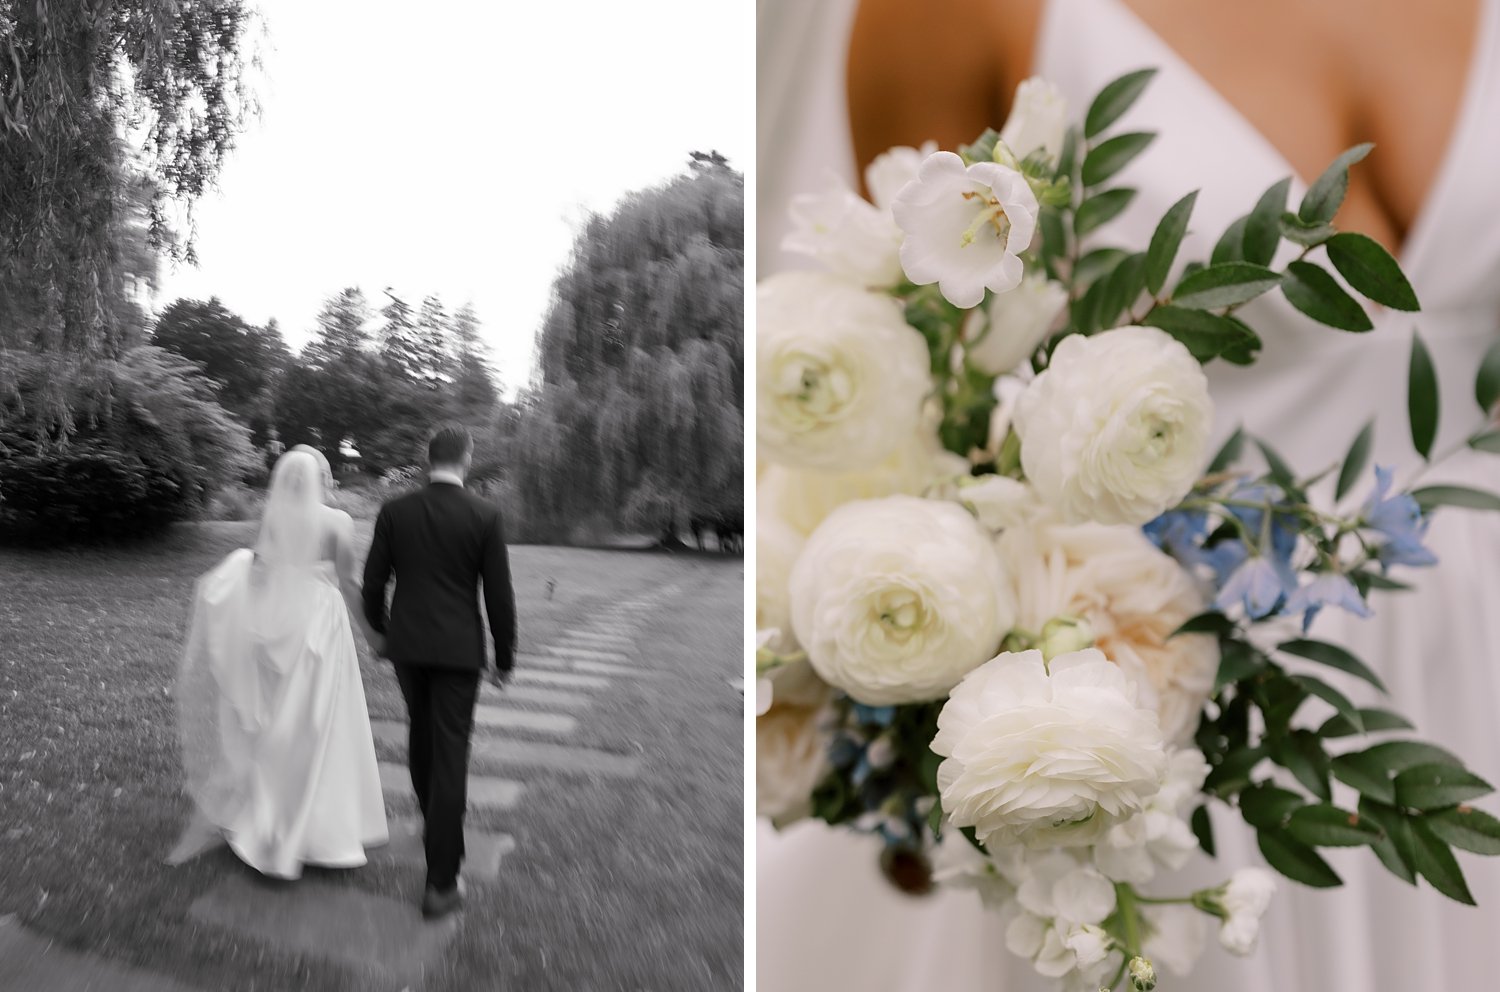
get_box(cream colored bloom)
[756,692,832,827]
[1014,326,1213,526]
[932,648,1167,849]
[891,151,1039,309]
[997,515,1218,743]
[789,496,1014,705]
[1000,77,1070,163]
[757,271,931,471]
[783,177,905,287]
[755,514,805,655]
[964,271,1068,375]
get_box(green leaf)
[1477,338,1500,415]
[1359,740,1464,773]
[1096,252,1148,329]
[1218,315,1264,366]
[1254,438,1297,490]
[1469,431,1500,454]
[1074,247,1129,289]
[1273,731,1332,801]
[1280,261,1373,331]
[1279,212,1339,248]
[1359,572,1414,592]
[1172,611,1235,638]
[1394,763,1494,811]
[1075,188,1136,236]
[1239,782,1304,829]
[1325,232,1419,311]
[1214,640,1267,691]
[1410,819,1476,904]
[1191,804,1216,856]
[1141,306,1261,364]
[1408,332,1439,459]
[1298,143,1375,224]
[1038,207,1068,269]
[958,128,1001,166]
[1144,190,1198,296]
[1277,638,1386,693]
[1082,131,1155,186]
[1243,177,1291,266]
[1424,805,1500,855]
[1084,68,1157,138]
[1331,748,1397,804]
[1359,797,1418,885]
[1056,126,1081,180]
[1286,803,1383,847]
[1206,746,1267,797]
[1257,828,1343,887]
[1318,707,1414,738]
[1411,484,1500,513]
[1335,419,1375,501]
[1173,262,1281,310]
[1211,214,1249,265]
[1208,425,1246,473]
[1293,674,1364,732]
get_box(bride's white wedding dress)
[170,450,387,879]
[757,0,1500,987]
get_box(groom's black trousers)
[392,663,480,892]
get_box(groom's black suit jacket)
[362,481,517,673]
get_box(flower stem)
[1115,883,1144,957]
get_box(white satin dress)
[172,549,388,879]
[756,0,1500,987]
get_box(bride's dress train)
[757,0,1500,987]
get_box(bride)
[758,0,1500,988]
[169,446,388,878]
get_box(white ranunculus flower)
[1014,326,1214,526]
[964,271,1069,376]
[1216,867,1277,955]
[865,141,940,210]
[783,176,905,287]
[789,496,1014,705]
[1000,76,1069,163]
[932,649,1167,848]
[758,430,967,539]
[757,271,932,471]
[891,151,1039,309]
[756,690,832,826]
[998,517,1218,743]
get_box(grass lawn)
[0,522,744,990]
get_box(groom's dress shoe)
[422,879,464,920]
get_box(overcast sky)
[153,0,750,394]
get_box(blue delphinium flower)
[1214,555,1294,619]
[1144,508,1213,571]
[1284,572,1374,632]
[1361,465,1438,568]
[1203,539,1250,589]
[1226,483,1300,563]
[852,703,898,727]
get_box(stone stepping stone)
[570,659,655,679]
[473,703,576,735]
[379,817,515,884]
[187,875,457,989]
[496,684,591,709]
[514,670,610,691]
[543,645,630,663]
[0,914,203,992]
[471,737,642,778]
[376,756,525,811]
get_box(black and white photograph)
[0,1,746,989]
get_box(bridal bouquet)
[756,69,1500,990]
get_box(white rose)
[783,175,905,287]
[758,430,967,539]
[891,151,1038,309]
[964,272,1068,375]
[757,271,932,471]
[1216,867,1277,956]
[998,517,1218,743]
[932,649,1167,848]
[1014,326,1213,526]
[1000,76,1069,163]
[755,514,805,654]
[789,496,1014,704]
[756,695,832,826]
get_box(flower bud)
[1128,956,1157,991]
[1039,615,1094,660]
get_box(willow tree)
[514,152,743,542]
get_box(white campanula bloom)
[1014,326,1214,526]
[1000,76,1070,163]
[932,649,1167,848]
[891,151,1039,309]
[963,271,1069,375]
[757,271,931,471]
[789,496,1014,705]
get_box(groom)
[362,422,517,920]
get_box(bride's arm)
[332,511,382,650]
